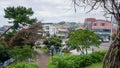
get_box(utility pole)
[110,15,113,44]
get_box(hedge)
[47,51,106,68]
[6,62,38,68]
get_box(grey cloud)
[0,0,106,27]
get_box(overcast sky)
[0,0,107,27]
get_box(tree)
[0,6,37,39]
[9,45,35,62]
[67,29,100,54]
[43,37,62,50]
[72,0,120,67]
[9,22,43,47]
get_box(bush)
[90,51,106,63]
[9,45,35,62]
[6,62,38,68]
[0,42,10,63]
[47,51,106,68]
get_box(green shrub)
[47,51,106,68]
[47,55,75,68]
[91,51,105,63]
[6,62,38,68]
[78,54,93,67]
[47,62,56,68]
[85,62,102,68]
[9,45,35,62]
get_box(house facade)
[84,18,117,42]
[92,20,111,42]
[42,23,56,37]
[55,24,68,39]
[84,18,96,30]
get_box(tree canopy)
[67,29,100,54]
[43,37,62,49]
[0,6,37,39]
[9,22,43,47]
[4,6,37,30]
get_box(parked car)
[103,39,109,42]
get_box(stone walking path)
[34,48,49,68]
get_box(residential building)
[66,22,77,29]
[55,22,68,39]
[75,23,85,30]
[84,18,117,42]
[42,21,84,39]
[58,21,78,30]
[84,18,96,30]
[42,23,56,37]
[92,20,111,41]
[56,26,69,39]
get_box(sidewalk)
[34,48,49,68]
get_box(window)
[103,29,111,32]
[93,23,97,26]
[101,23,105,26]
[93,29,102,32]
[45,26,49,30]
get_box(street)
[70,42,111,55]
[93,42,111,51]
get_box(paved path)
[34,48,49,68]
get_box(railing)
[1,58,14,67]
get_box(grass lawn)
[85,62,102,68]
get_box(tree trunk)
[79,47,84,54]
[103,19,120,68]
[0,26,13,39]
[92,47,94,53]
[85,47,88,54]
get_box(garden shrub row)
[47,51,106,68]
[6,62,38,68]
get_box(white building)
[42,23,57,37]
[56,28,69,39]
